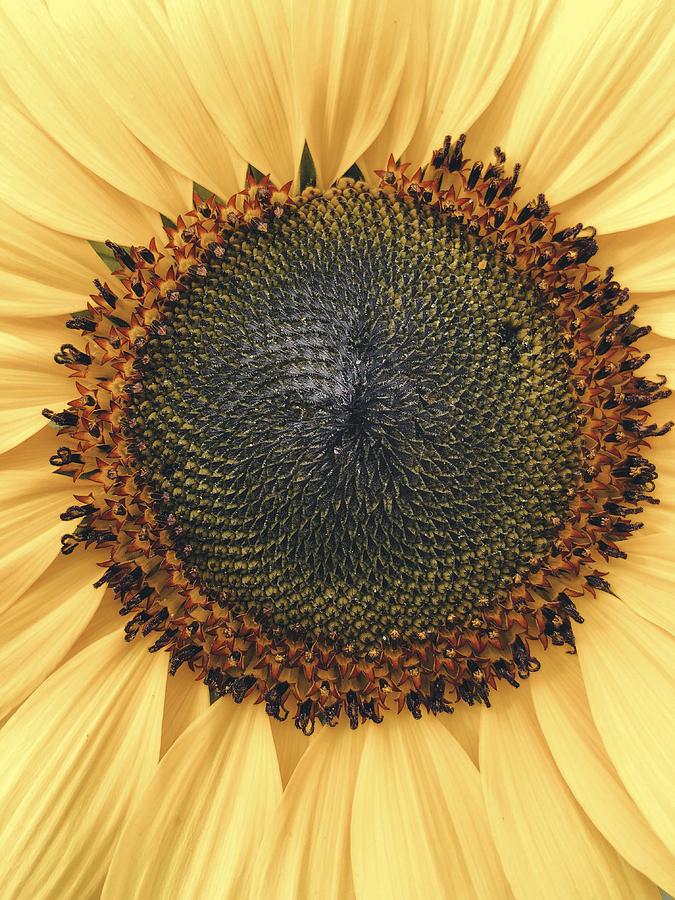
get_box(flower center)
[47,136,672,732]
[127,187,577,650]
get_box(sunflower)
[0,1,674,898]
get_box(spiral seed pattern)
[128,190,577,648]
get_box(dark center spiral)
[128,187,578,649]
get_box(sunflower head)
[45,135,671,733]
[2,3,675,898]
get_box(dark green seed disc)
[128,187,578,648]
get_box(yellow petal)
[351,715,511,900]
[469,0,675,205]
[0,632,166,899]
[166,0,303,187]
[0,422,72,495]
[101,699,281,900]
[63,589,126,662]
[358,11,428,180]
[596,218,675,294]
[48,0,245,201]
[0,428,74,613]
[531,649,675,894]
[270,716,310,787]
[439,700,481,768]
[404,0,532,168]
[0,549,104,721]
[639,341,675,383]
[480,688,660,899]
[636,293,675,340]
[0,319,75,452]
[575,593,675,856]
[610,533,675,635]
[159,665,209,757]
[0,199,119,318]
[558,117,675,233]
[291,0,413,187]
[0,0,192,218]
[251,721,364,900]
[0,101,161,243]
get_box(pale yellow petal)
[558,116,675,233]
[636,293,675,340]
[480,687,660,899]
[0,319,75,451]
[609,506,675,636]
[0,428,74,613]
[0,101,161,243]
[0,549,104,721]
[439,701,481,768]
[159,665,210,757]
[291,0,413,187]
[639,341,675,383]
[102,699,281,900]
[609,533,675,635]
[404,0,533,168]
[166,0,303,186]
[270,716,310,787]
[0,0,192,218]
[532,649,675,893]
[358,11,428,180]
[0,632,167,899]
[473,0,675,204]
[575,593,675,855]
[595,219,675,294]
[0,420,74,485]
[0,200,119,318]
[63,590,125,662]
[0,405,60,455]
[48,0,245,200]
[251,721,363,900]
[351,715,511,900]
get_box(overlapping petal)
[0,549,105,721]
[0,428,75,612]
[47,0,245,200]
[469,0,675,207]
[0,319,76,451]
[0,0,192,218]
[166,0,303,188]
[480,689,659,899]
[351,715,511,899]
[596,218,675,294]
[251,723,364,900]
[102,700,281,900]
[290,0,413,187]
[532,650,675,893]
[0,633,166,899]
[558,117,675,233]
[403,0,532,167]
[575,594,675,856]
[0,200,119,319]
[0,101,161,243]
[159,665,210,757]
